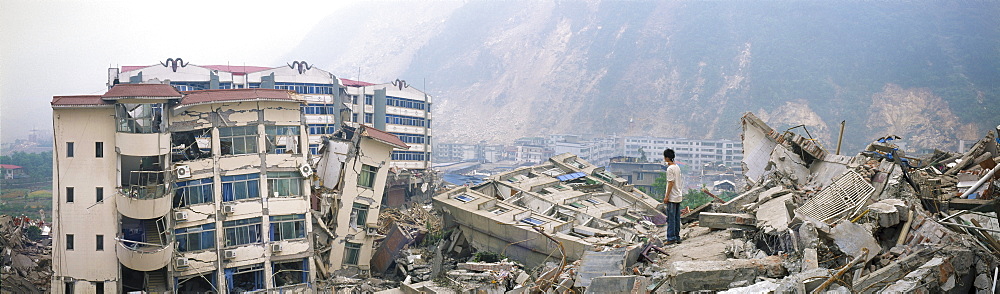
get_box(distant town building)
[619,136,744,170]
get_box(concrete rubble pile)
[371,113,999,293]
[668,113,1000,293]
[0,215,52,293]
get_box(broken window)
[120,155,166,199]
[175,272,215,293]
[270,214,306,241]
[358,164,377,189]
[267,172,302,197]
[266,125,301,154]
[221,174,260,202]
[175,223,215,252]
[115,103,163,133]
[224,217,262,247]
[225,263,264,293]
[174,178,213,207]
[521,217,546,226]
[351,203,369,227]
[171,129,212,161]
[309,144,321,155]
[343,242,362,265]
[273,259,309,287]
[219,125,258,155]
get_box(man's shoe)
[664,240,679,245]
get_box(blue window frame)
[364,113,373,124]
[309,144,320,155]
[307,124,336,135]
[454,194,476,202]
[221,174,260,202]
[302,104,336,115]
[521,217,546,226]
[269,214,306,241]
[272,259,309,287]
[174,178,213,207]
[386,96,427,110]
[364,95,373,105]
[223,217,262,247]
[391,151,426,161]
[274,83,334,94]
[175,223,215,252]
[225,263,264,293]
[391,133,426,144]
[385,114,425,127]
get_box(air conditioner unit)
[174,211,188,221]
[271,243,283,253]
[175,165,192,179]
[223,250,237,259]
[366,227,379,235]
[299,164,314,177]
[222,205,235,214]
[175,257,189,268]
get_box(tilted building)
[433,153,665,268]
[50,83,405,293]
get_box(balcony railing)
[116,237,172,271]
[116,184,171,219]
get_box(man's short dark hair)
[663,149,675,160]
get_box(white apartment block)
[341,79,433,170]
[620,136,744,170]
[51,83,404,293]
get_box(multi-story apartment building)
[619,136,744,170]
[50,83,405,293]
[110,59,432,170]
[341,79,433,170]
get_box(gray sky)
[0,0,348,144]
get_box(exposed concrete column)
[374,88,387,131]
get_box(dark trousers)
[664,202,681,242]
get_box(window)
[174,178,214,207]
[391,133,426,144]
[66,142,74,157]
[386,96,427,110]
[391,151,426,161]
[223,217,262,247]
[176,223,216,252]
[64,282,74,294]
[364,113,373,124]
[226,264,264,293]
[351,113,358,123]
[489,207,508,214]
[385,114,425,127]
[95,142,103,158]
[115,103,164,133]
[309,144,320,155]
[96,235,104,251]
[357,164,377,189]
[66,234,74,250]
[364,95,373,105]
[95,187,103,203]
[219,125,258,155]
[521,217,546,226]
[307,124,336,135]
[267,172,302,197]
[343,242,362,265]
[66,187,74,203]
[270,214,306,241]
[273,259,309,287]
[454,194,476,202]
[266,125,301,154]
[222,174,260,202]
[94,282,104,294]
[568,202,586,209]
[302,104,335,115]
[351,203,369,227]
[584,198,602,204]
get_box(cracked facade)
[50,83,407,293]
[433,153,666,269]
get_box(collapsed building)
[418,112,999,293]
[50,83,409,293]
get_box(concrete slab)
[830,220,881,263]
[583,275,649,294]
[668,256,786,292]
[574,248,627,288]
[756,194,793,233]
[699,212,757,230]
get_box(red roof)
[0,164,22,169]
[178,89,298,106]
[103,84,182,99]
[202,65,273,75]
[121,65,150,72]
[340,78,375,87]
[51,95,112,107]
[360,125,409,150]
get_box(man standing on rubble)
[663,149,683,244]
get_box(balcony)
[117,218,172,271]
[116,184,172,219]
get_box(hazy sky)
[0,0,349,144]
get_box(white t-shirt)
[665,163,683,203]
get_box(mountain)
[285,0,1000,152]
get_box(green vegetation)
[644,173,738,209]
[0,189,51,218]
[470,251,506,263]
[0,151,52,181]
